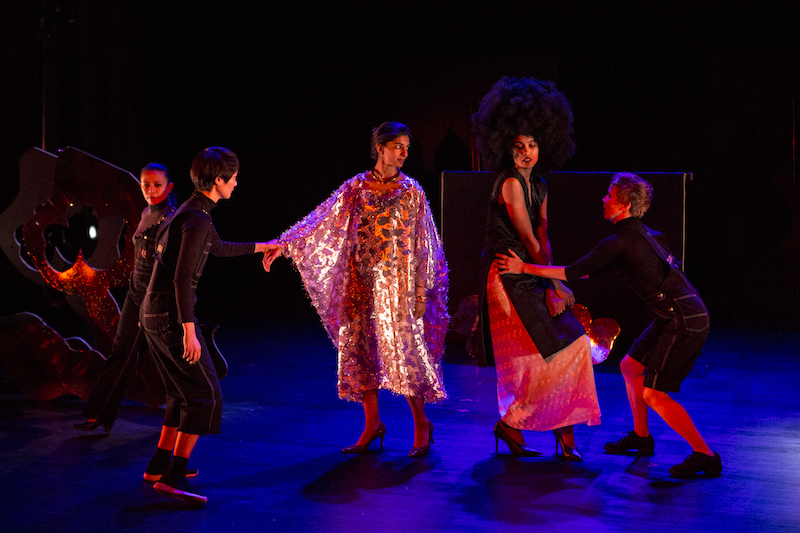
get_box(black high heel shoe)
[494,420,541,457]
[342,422,386,454]
[74,419,112,433]
[553,429,582,462]
[408,420,434,458]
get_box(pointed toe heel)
[409,420,434,458]
[553,429,582,462]
[342,422,386,454]
[494,420,541,457]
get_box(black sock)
[145,447,172,474]
[152,447,171,461]
[169,455,189,477]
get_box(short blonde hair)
[610,172,652,218]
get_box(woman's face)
[512,135,539,170]
[377,135,410,168]
[139,170,173,206]
[603,186,631,223]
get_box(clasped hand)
[258,239,283,272]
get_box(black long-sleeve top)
[148,191,255,324]
[564,217,672,300]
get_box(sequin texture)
[280,173,448,402]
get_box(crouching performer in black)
[140,147,281,504]
[494,172,721,479]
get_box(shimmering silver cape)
[280,173,449,402]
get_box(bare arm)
[500,181,570,315]
[500,178,548,264]
[533,193,553,264]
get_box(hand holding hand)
[552,280,575,307]
[545,288,567,317]
[258,239,283,272]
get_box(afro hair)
[471,77,576,172]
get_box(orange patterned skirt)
[487,263,601,431]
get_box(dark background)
[1,2,798,343]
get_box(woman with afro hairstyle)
[472,77,600,461]
[265,122,449,458]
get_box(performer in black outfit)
[495,173,722,479]
[140,147,280,504]
[75,163,176,433]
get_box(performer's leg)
[642,388,713,455]
[554,425,575,448]
[157,425,179,451]
[620,354,650,437]
[152,324,221,436]
[80,295,143,426]
[143,425,178,481]
[342,389,385,453]
[406,395,430,448]
[155,431,205,504]
[355,389,381,445]
[142,329,185,482]
[146,328,212,504]
[174,432,200,458]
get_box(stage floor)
[1,319,798,533]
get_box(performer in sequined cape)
[472,77,600,460]
[273,122,448,458]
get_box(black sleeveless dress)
[478,169,586,364]
[477,169,600,430]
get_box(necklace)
[369,168,400,184]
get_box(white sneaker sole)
[153,481,207,505]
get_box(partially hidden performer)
[76,163,177,433]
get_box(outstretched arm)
[495,248,568,281]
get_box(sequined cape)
[280,172,449,403]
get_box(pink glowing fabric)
[487,264,601,430]
[280,173,449,403]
